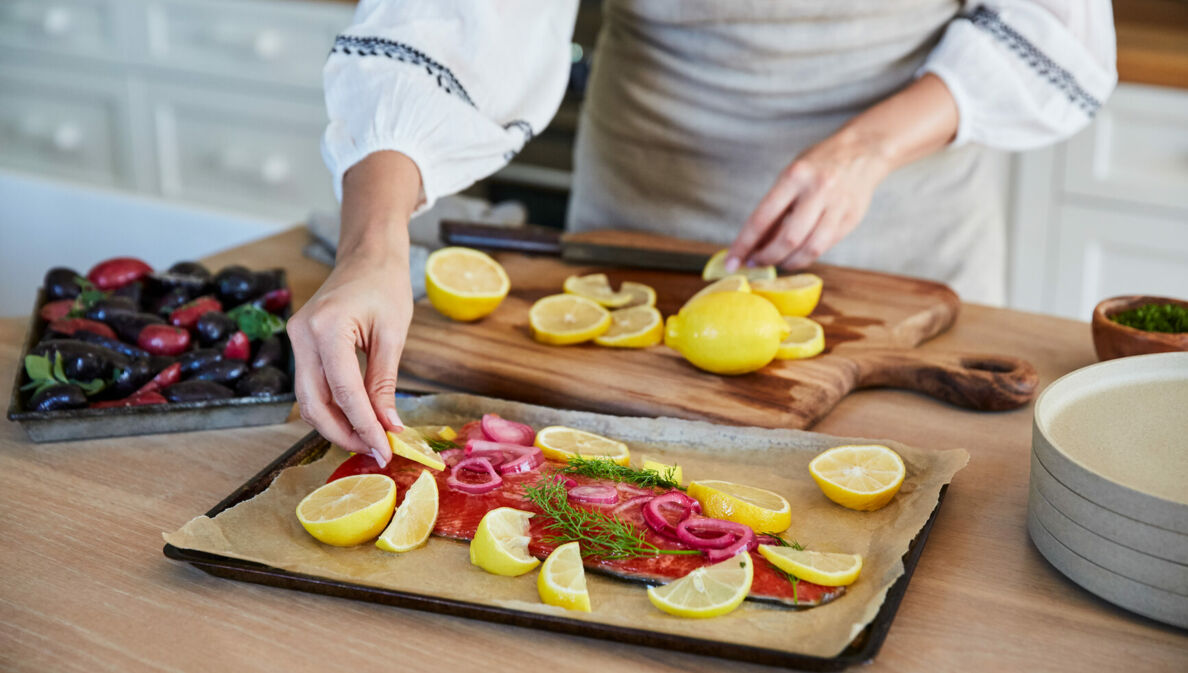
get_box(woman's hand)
[287,151,422,466]
[726,73,960,271]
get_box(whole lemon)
[664,291,789,375]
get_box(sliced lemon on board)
[687,479,792,533]
[376,470,439,553]
[751,273,823,317]
[647,551,753,618]
[470,507,540,576]
[387,427,446,471]
[775,316,825,360]
[425,247,510,321]
[563,273,634,308]
[808,444,906,511]
[702,249,776,282]
[642,459,683,486]
[620,281,657,308]
[537,541,591,612]
[296,474,396,547]
[594,305,663,348]
[685,274,751,309]
[535,426,630,467]
[757,546,863,587]
[529,294,612,345]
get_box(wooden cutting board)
[399,236,1037,430]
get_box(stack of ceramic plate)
[1028,352,1188,628]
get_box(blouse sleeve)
[920,0,1117,151]
[321,0,579,209]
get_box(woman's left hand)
[725,129,891,271]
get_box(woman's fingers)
[289,322,370,456]
[749,193,827,267]
[319,326,393,466]
[780,207,847,270]
[364,321,406,434]
[726,168,808,271]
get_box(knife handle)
[439,220,563,255]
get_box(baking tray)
[163,430,948,671]
[7,284,296,443]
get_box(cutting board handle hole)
[960,357,1016,373]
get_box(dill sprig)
[559,456,683,491]
[759,533,805,604]
[426,438,458,453]
[523,477,701,560]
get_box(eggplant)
[152,287,191,317]
[213,265,257,306]
[250,336,285,370]
[236,366,290,397]
[147,271,209,298]
[106,311,165,344]
[82,296,138,322]
[178,348,224,377]
[44,267,82,301]
[30,339,131,380]
[148,355,177,374]
[72,331,150,359]
[28,383,88,411]
[106,359,155,399]
[195,311,237,346]
[252,269,285,294]
[162,380,234,403]
[111,280,143,308]
[191,359,249,386]
[168,261,212,281]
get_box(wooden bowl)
[1092,295,1188,361]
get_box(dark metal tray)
[7,284,295,443]
[164,431,947,671]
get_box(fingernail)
[370,448,389,468]
[745,259,758,268]
[386,408,403,431]
[724,257,739,273]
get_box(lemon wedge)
[808,444,906,511]
[376,470,439,553]
[387,427,446,471]
[563,273,634,308]
[470,507,540,576]
[757,546,863,587]
[537,541,591,612]
[296,474,396,546]
[775,316,825,360]
[425,247,510,321]
[647,552,753,618]
[529,294,612,345]
[415,425,457,442]
[535,426,630,466]
[642,459,683,486]
[685,274,751,309]
[594,305,663,348]
[702,250,776,282]
[620,281,657,308]
[687,479,792,533]
[751,274,823,317]
[664,292,788,375]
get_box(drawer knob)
[52,123,83,152]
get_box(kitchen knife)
[440,220,716,273]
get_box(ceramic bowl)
[1092,295,1188,361]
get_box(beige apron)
[568,0,1006,305]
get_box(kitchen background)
[1,0,1185,319]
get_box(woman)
[289,1,1116,465]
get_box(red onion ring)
[675,517,748,550]
[610,495,653,518]
[705,527,756,562]
[457,420,486,443]
[643,492,696,540]
[447,457,502,494]
[480,413,535,446]
[439,448,464,466]
[567,484,620,505]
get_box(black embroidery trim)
[502,120,534,160]
[330,35,476,108]
[965,6,1100,116]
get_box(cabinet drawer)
[1064,84,1188,212]
[142,0,351,87]
[0,0,122,58]
[147,84,335,219]
[0,63,130,187]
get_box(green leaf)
[72,378,106,396]
[24,354,51,382]
[426,438,459,452]
[227,304,286,341]
[52,352,67,383]
[71,276,109,315]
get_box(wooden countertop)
[1,228,1184,672]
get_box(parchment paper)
[165,394,967,658]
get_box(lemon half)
[297,474,397,547]
[529,294,611,345]
[425,247,510,321]
[751,274,823,317]
[808,444,906,511]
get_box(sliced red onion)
[480,413,535,446]
[457,420,486,443]
[567,484,620,505]
[439,448,464,466]
[675,517,748,550]
[610,495,653,518]
[673,490,703,515]
[447,457,502,494]
[617,483,655,498]
[705,527,756,562]
[498,447,544,475]
[561,477,578,488]
[643,492,696,540]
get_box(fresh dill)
[523,477,701,560]
[559,456,683,491]
[426,438,458,452]
[760,533,805,605]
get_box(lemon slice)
[563,273,634,308]
[535,426,630,466]
[647,551,753,618]
[687,479,792,533]
[387,427,446,471]
[620,281,656,308]
[757,546,863,587]
[296,474,397,547]
[594,305,663,348]
[376,470,439,553]
[751,273,823,317]
[685,274,751,309]
[702,250,776,282]
[808,444,906,511]
[470,507,540,576]
[642,459,683,485]
[529,294,612,345]
[425,247,510,321]
[775,316,825,360]
[537,541,591,612]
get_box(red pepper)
[137,324,191,356]
[39,299,76,322]
[133,362,181,396]
[223,331,250,360]
[47,317,117,340]
[86,257,153,290]
[170,295,222,329]
[261,288,291,313]
[90,390,168,409]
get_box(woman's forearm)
[337,150,423,263]
[838,73,959,176]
